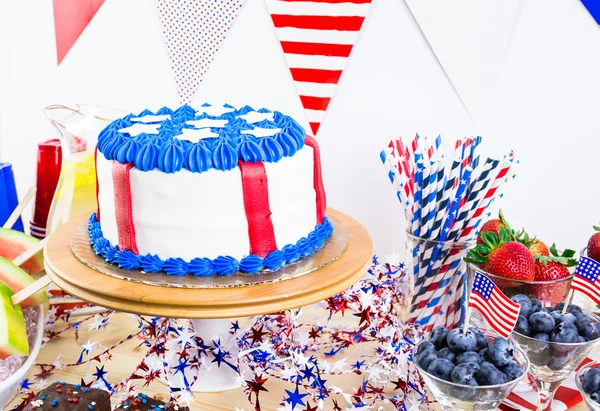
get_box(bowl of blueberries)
[414,325,529,411]
[510,295,600,380]
[576,363,600,411]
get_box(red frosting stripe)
[238,161,277,257]
[94,147,100,222]
[112,162,138,253]
[305,136,327,224]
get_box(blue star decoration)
[284,384,309,409]
[20,379,32,390]
[352,360,365,371]
[230,320,240,333]
[93,365,107,380]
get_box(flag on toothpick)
[468,272,519,338]
[571,256,600,304]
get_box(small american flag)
[571,256,600,304]
[469,272,520,338]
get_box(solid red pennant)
[53,0,105,65]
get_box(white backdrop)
[0,0,599,256]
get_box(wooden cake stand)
[43,208,372,392]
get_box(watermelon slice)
[0,228,44,275]
[0,257,48,308]
[0,281,28,359]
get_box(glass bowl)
[413,342,530,411]
[576,362,600,411]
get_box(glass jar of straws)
[406,232,475,332]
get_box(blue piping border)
[88,213,334,276]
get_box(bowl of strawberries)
[465,211,577,305]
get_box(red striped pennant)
[266,0,373,135]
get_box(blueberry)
[417,349,439,370]
[567,304,583,314]
[579,335,586,342]
[591,392,600,403]
[555,302,565,312]
[576,318,600,341]
[427,358,455,381]
[439,347,458,362]
[457,351,481,365]
[475,362,507,386]
[582,368,600,394]
[529,311,556,334]
[487,338,515,368]
[529,299,543,315]
[574,312,591,322]
[479,348,489,362]
[429,326,449,349]
[532,333,550,342]
[451,362,480,384]
[447,328,477,353]
[548,351,575,370]
[550,311,577,326]
[469,327,489,350]
[502,361,524,381]
[550,323,580,344]
[515,315,531,336]
[417,341,436,356]
[511,294,532,318]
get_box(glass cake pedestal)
[42,208,372,393]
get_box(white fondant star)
[82,340,97,352]
[241,127,280,138]
[131,114,171,123]
[174,128,218,144]
[35,378,49,390]
[186,119,228,129]
[119,123,160,136]
[237,111,274,123]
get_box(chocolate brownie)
[23,382,110,410]
[114,393,189,411]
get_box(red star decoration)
[354,308,372,326]
[391,378,406,391]
[246,375,268,394]
[335,300,348,316]
[104,352,113,361]
[308,327,321,340]
[249,326,268,345]
[80,378,93,389]
[332,398,342,411]
[304,402,318,411]
[33,365,55,380]
[178,347,190,361]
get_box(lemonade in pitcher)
[44,104,127,234]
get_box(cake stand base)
[43,208,372,395]
[160,318,242,393]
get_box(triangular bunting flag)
[265,0,373,136]
[581,0,600,25]
[157,0,246,104]
[405,0,523,131]
[53,0,105,65]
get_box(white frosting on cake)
[265,147,317,248]
[95,145,318,261]
[95,151,119,246]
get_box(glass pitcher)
[44,104,126,235]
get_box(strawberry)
[466,226,535,281]
[587,225,600,263]
[534,244,577,281]
[476,210,512,245]
[514,230,549,256]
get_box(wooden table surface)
[6,308,589,411]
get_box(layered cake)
[89,104,332,276]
